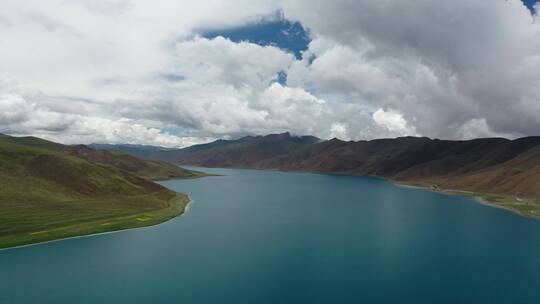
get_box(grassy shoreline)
[395,180,540,220]
[0,135,204,251]
[0,193,191,250]
[174,165,540,220]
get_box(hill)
[148,133,540,218]
[150,132,321,167]
[0,136,197,249]
[0,137,199,181]
[89,143,176,159]
[66,145,202,180]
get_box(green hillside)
[65,145,204,181]
[0,136,192,249]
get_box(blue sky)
[523,0,538,13]
[201,12,310,60]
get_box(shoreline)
[187,165,540,220]
[0,193,193,252]
[394,181,539,220]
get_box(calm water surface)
[1,167,540,303]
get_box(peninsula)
[0,134,202,249]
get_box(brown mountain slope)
[440,145,540,196]
[151,132,321,168]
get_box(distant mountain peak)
[264,132,291,140]
[90,143,172,149]
[236,132,320,143]
[264,132,322,142]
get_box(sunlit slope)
[65,145,202,180]
[0,137,190,249]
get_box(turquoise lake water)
[1,167,540,303]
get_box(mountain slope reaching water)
[142,133,540,218]
[0,135,198,249]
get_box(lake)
[1,167,540,303]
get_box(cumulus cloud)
[0,94,32,125]
[0,79,211,147]
[372,109,416,135]
[171,36,294,89]
[0,0,539,146]
[282,0,540,139]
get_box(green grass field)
[0,192,190,249]
[397,180,540,219]
[0,136,194,249]
[475,193,540,219]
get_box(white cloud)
[68,0,134,16]
[457,118,518,140]
[172,36,294,89]
[329,123,348,139]
[0,80,212,147]
[1,0,540,146]
[0,94,32,125]
[372,109,416,135]
[282,0,540,139]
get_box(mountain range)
[95,132,540,218]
